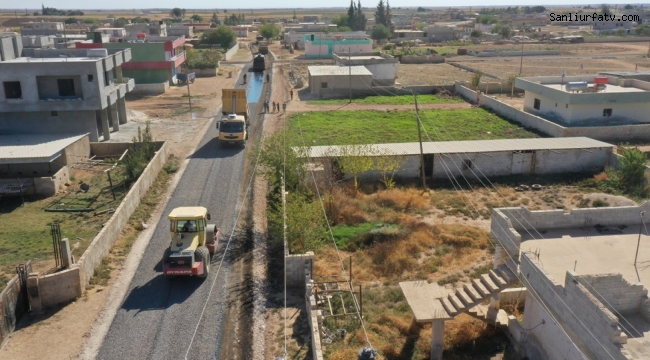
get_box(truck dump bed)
[221,89,250,121]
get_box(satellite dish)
[80,183,90,193]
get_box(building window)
[88,74,94,82]
[603,108,612,117]
[51,111,58,116]
[104,71,110,86]
[3,81,22,99]
[321,82,328,89]
[463,159,473,170]
[57,79,75,97]
[533,98,540,110]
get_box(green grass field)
[307,94,462,106]
[289,109,540,146]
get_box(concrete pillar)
[61,238,72,269]
[100,108,110,141]
[108,103,120,131]
[494,244,507,268]
[115,65,123,82]
[117,97,128,124]
[430,320,444,360]
[27,273,42,313]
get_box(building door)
[512,152,534,175]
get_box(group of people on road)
[263,100,286,113]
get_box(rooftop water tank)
[565,81,588,92]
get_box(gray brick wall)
[521,253,628,360]
[285,251,314,288]
[577,273,648,316]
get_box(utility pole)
[349,47,352,103]
[635,211,646,267]
[413,91,427,189]
[184,44,192,112]
[518,43,524,75]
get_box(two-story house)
[0,35,135,142]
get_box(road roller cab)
[163,206,219,278]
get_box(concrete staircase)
[440,264,518,318]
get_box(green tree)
[371,24,391,41]
[347,0,357,29]
[624,4,634,10]
[417,7,426,12]
[499,25,511,39]
[375,0,386,28]
[64,17,79,24]
[200,25,236,49]
[616,147,648,194]
[373,149,403,189]
[616,27,627,37]
[338,26,352,32]
[336,144,376,191]
[114,17,129,27]
[267,191,325,252]
[385,0,393,32]
[190,14,203,22]
[636,24,650,36]
[470,29,482,38]
[171,7,183,18]
[83,18,99,24]
[254,130,308,192]
[354,0,367,31]
[333,14,349,28]
[471,71,482,90]
[600,4,611,14]
[491,23,503,34]
[210,11,219,25]
[185,49,221,70]
[259,23,280,42]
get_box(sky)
[1,1,646,10]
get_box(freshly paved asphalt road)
[97,65,265,360]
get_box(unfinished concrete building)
[0,38,134,142]
[491,204,650,359]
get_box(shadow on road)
[120,274,203,313]
[190,137,245,159]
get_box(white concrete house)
[516,75,650,126]
[333,52,399,85]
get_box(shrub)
[163,160,179,174]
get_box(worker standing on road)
[272,101,276,112]
[266,73,270,83]
[290,90,293,100]
[263,100,268,113]
[282,102,286,112]
[243,74,247,83]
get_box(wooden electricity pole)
[413,92,427,189]
[184,44,192,112]
[518,43,524,75]
[635,211,646,267]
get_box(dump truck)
[218,89,250,147]
[163,206,219,278]
[252,53,265,72]
[258,41,269,55]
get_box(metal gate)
[51,223,65,269]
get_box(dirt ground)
[459,56,649,80]
[398,63,474,86]
[0,67,242,360]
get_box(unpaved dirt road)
[95,63,268,359]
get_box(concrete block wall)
[285,251,314,288]
[78,141,169,287]
[34,267,81,310]
[305,279,325,360]
[495,203,650,233]
[491,208,522,260]
[564,124,650,143]
[132,82,169,95]
[223,42,239,61]
[521,253,629,360]
[577,273,648,316]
